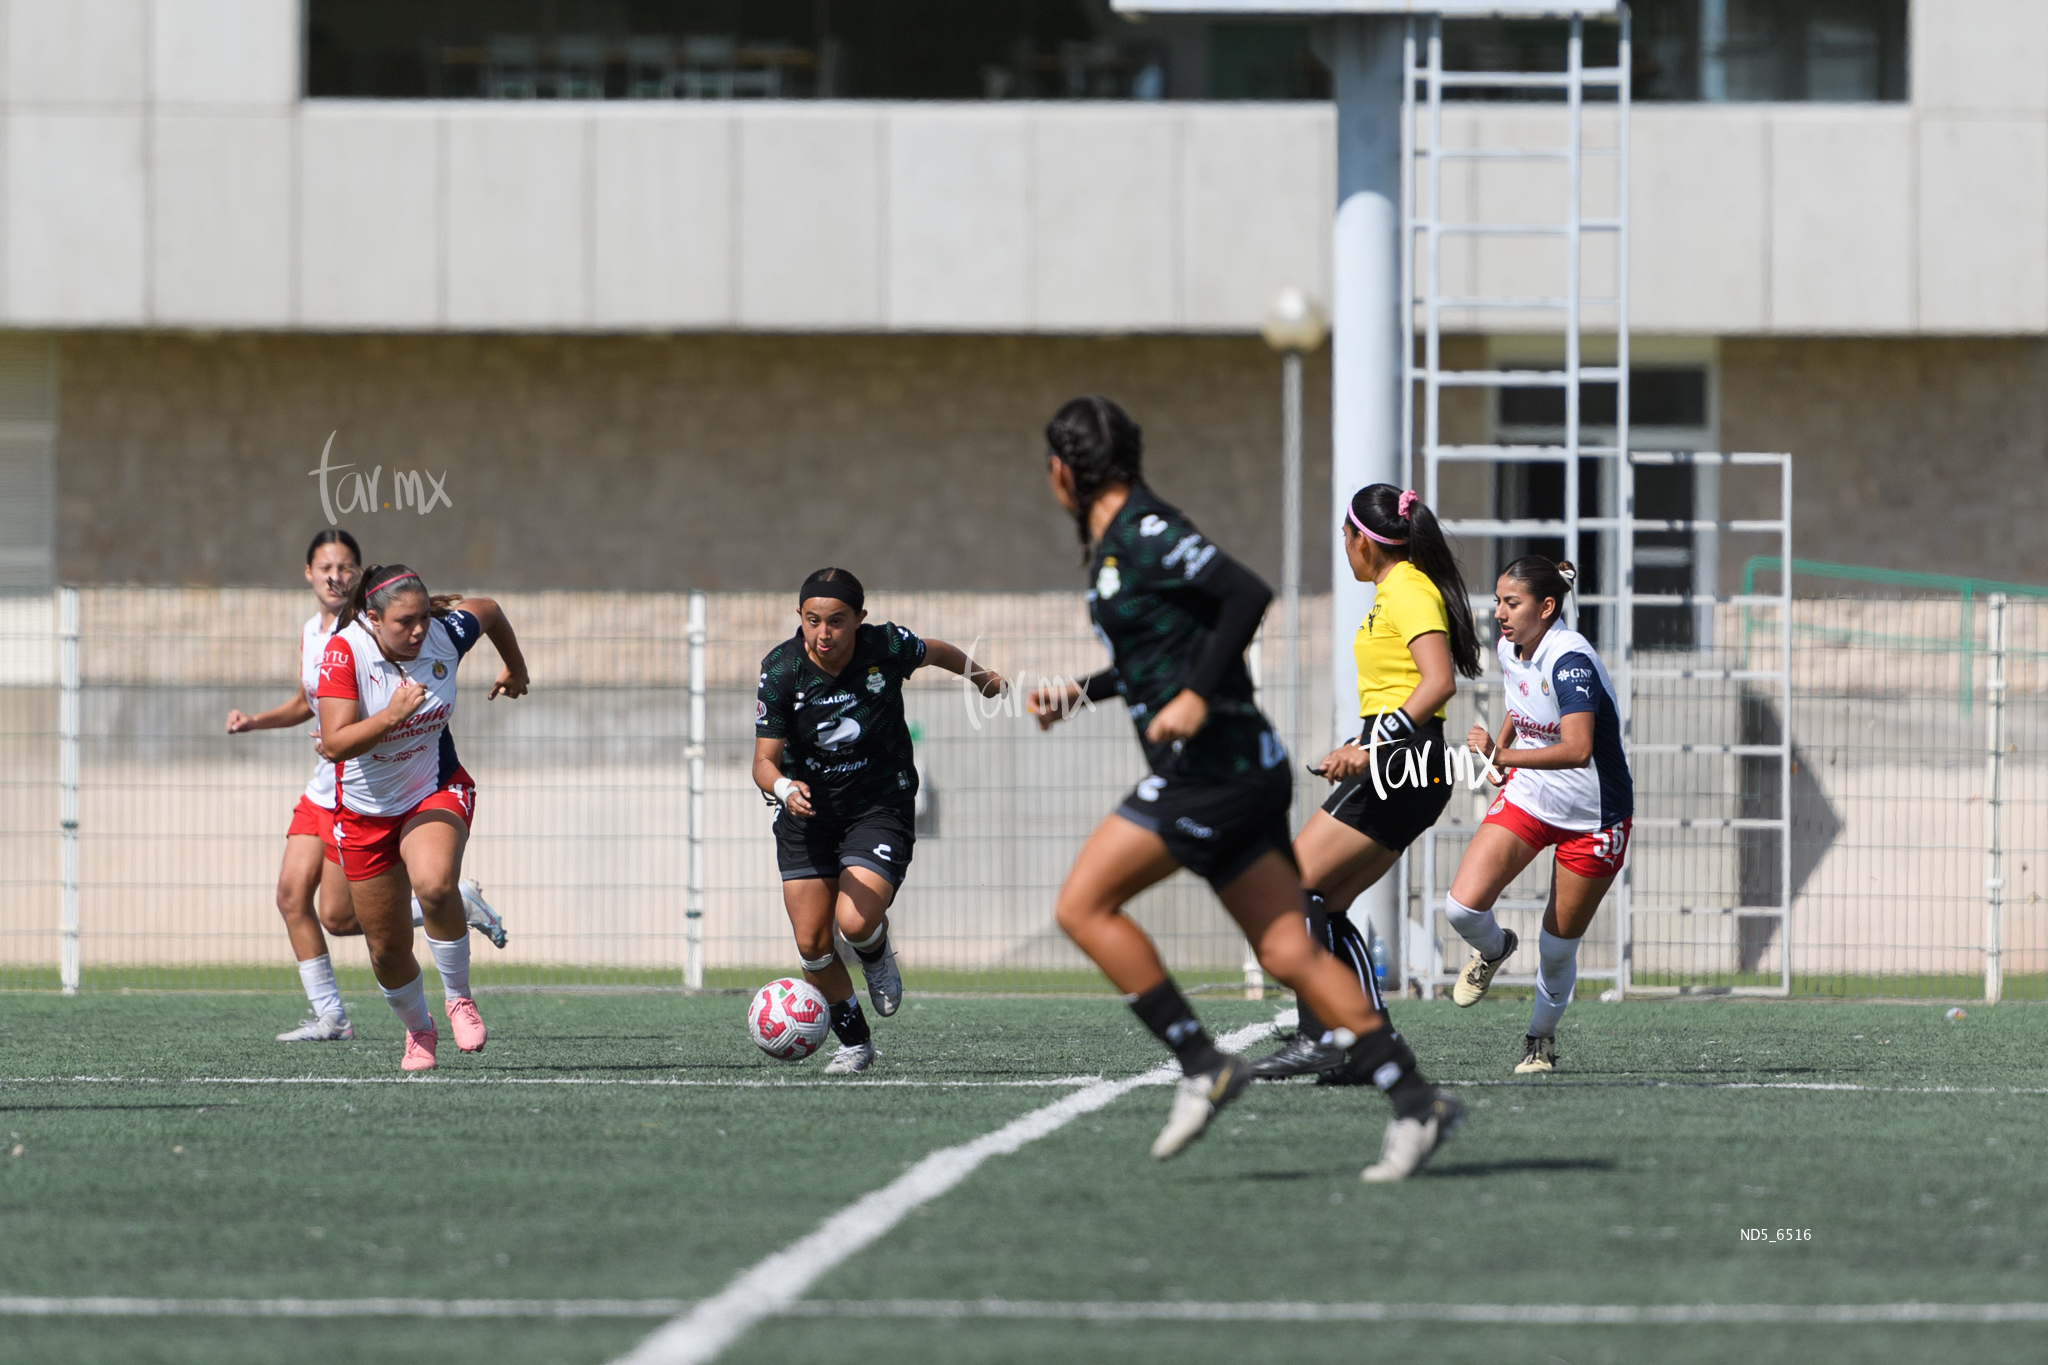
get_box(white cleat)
[1451,928,1519,1007]
[460,879,507,949]
[861,944,903,1017]
[823,1042,877,1076]
[1149,1055,1252,1161]
[1361,1093,1466,1183]
[277,1011,353,1043]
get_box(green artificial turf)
[2,993,2045,1364]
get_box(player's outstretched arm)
[226,693,314,734]
[455,596,530,700]
[922,638,1005,698]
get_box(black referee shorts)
[1113,763,1296,892]
[1317,717,1455,854]
[773,802,916,887]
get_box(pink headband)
[1347,490,1420,546]
[364,571,420,597]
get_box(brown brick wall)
[54,332,1333,593]
[1720,338,2048,588]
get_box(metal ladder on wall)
[1398,8,1797,998]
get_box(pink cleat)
[401,1028,439,1071]
[445,996,487,1053]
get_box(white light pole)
[1261,287,1329,786]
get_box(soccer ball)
[748,978,831,1060]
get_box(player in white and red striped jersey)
[316,563,529,1072]
[1443,556,1635,1075]
[225,530,366,1041]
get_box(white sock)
[380,971,435,1033]
[296,954,344,1021]
[410,895,424,927]
[1530,929,1580,1038]
[1445,892,1507,959]
[426,933,471,1002]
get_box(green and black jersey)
[1086,486,1281,779]
[756,622,927,818]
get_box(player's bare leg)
[275,834,353,1042]
[1446,824,1543,1006]
[403,812,485,1053]
[835,866,902,1017]
[1517,864,1618,1073]
[1055,816,1251,1158]
[785,876,876,1073]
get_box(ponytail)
[1347,484,1482,679]
[1500,555,1578,626]
[1045,396,1144,558]
[337,563,456,631]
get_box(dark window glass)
[305,0,1904,103]
[304,2,1322,102]
[1498,368,1708,430]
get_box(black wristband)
[1370,709,1417,746]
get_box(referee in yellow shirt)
[1251,484,1484,1080]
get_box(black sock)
[1128,980,1223,1075]
[1295,890,1330,1040]
[852,931,889,966]
[1346,1024,1436,1120]
[829,996,871,1047]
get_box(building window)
[304,2,1326,103]
[1490,347,1720,650]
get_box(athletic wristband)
[1371,709,1417,746]
[772,777,798,804]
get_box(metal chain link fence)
[1,587,2040,1000]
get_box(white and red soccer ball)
[748,978,831,1060]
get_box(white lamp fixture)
[1261,286,1329,354]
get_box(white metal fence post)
[57,586,80,995]
[685,590,707,991]
[1984,594,2007,1004]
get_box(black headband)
[798,573,863,613]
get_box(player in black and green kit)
[1028,398,1464,1179]
[754,568,1006,1074]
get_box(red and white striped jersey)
[299,612,339,807]
[316,611,483,816]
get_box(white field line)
[6,1296,2047,1327]
[9,1074,2048,1096]
[608,1014,1287,1365]
[785,1299,2048,1326]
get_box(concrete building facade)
[0,0,2043,592]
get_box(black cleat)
[1515,1033,1557,1074]
[1249,1032,1349,1080]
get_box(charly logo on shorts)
[1174,816,1215,839]
[873,843,892,861]
[1135,775,1165,802]
[432,661,448,679]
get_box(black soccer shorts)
[1113,763,1296,892]
[773,801,916,887]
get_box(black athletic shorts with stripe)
[1317,717,1455,853]
[773,801,915,887]
[1114,761,1296,892]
